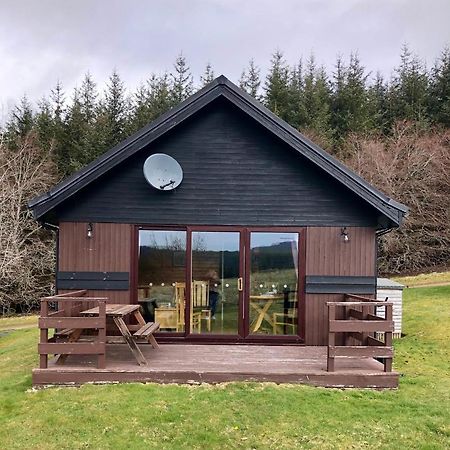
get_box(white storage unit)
[376,278,405,338]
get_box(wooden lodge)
[29,76,407,388]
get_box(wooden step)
[133,322,160,337]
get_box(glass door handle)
[237,277,243,291]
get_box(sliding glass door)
[248,232,299,336]
[137,229,187,333]
[137,227,302,340]
[190,231,242,335]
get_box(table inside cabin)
[249,294,284,332]
[80,304,157,365]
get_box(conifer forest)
[1,47,449,313]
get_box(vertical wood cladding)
[304,227,376,345]
[58,222,132,303]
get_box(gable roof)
[29,75,407,228]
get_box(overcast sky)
[1,0,449,122]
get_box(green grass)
[0,286,449,449]
[392,270,450,287]
[0,315,37,332]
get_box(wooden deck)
[32,344,398,388]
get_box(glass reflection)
[249,232,298,335]
[191,231,240,335]
[138,230,187,332]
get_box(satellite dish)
[143,154,183,191]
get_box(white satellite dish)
[143,153,183,191]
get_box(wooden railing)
[327,294,393,373]
[38,290,107,369]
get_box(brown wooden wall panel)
[58,222,133,304]
[306,227,375,276]
[304,227,376,345]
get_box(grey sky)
[1,0,449,122]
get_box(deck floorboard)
[32,344,398,388]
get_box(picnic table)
[249,294,284,332]
[80,304,160,366]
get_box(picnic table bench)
[79,304,160,365]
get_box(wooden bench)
[53,328,85,365]
[54,328,77,338]
[134,322,160,349]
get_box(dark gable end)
[29,76,407,229]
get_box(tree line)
[3,45,450,176]
[0,46,449,313]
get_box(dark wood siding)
[54,99,379,227]
[304,227,376,345]
[58,222,132,303]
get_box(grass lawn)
[392,270,450,287]
[0,286,449,449]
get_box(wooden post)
[39,299,48,369]
[97,300,106,369]
[327,304,335,372]
[361,303,369,346]
[384,303,393,372]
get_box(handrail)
[43,290,87,299]
[344,293,380,302]
[327,294,393,373]
[38,290,107,370]
[42,297,108,302]
[327,301,390,307]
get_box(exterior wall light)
[341,227,349,243]
[87,222,93,239]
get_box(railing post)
[384,303,393,372]
[361,303,369,346]
[39,299,48,369]
[327,304,335,372]
[97,300,106,369]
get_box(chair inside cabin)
[191,280,211,332]
[272,289,298,335]
[174,281,211,332]
[174,282,186,332]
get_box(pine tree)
[170,53,193,104]
[51,81,65,124]
[428,47,450,126]
[130,82,151,132]
[367,72,390,133]
[63,88,88,174]
[331,53,371,142]
[239,59,261,99]
[35,97,54,152]
[302,55,332,145]
[389,44,429,124]
[148,73,172,118]
[287,59,307,129]
[264,50,290,119]
[79,73,98,125]
[4,95,34,147]
[98,70,129,150]
[200,63,215,86]
[80,73,107,163]
[129,73,173,133]
[50,81,68,175]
